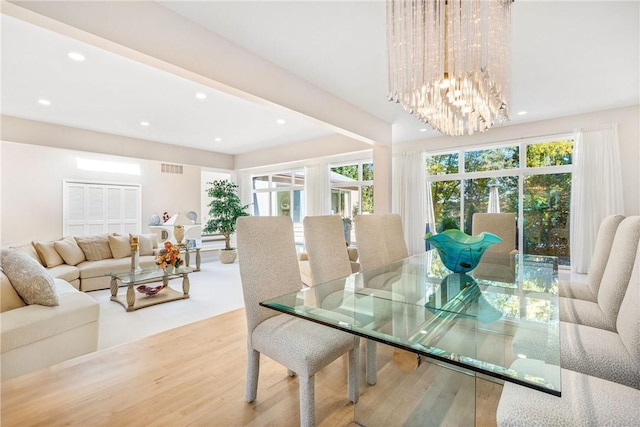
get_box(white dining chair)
[559,214,625,301]
[303,214,377,386]
[559,215,640,331]
[236,216,359,426]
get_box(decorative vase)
[163,265,175,275]
[174,225,185,246]
[425,229,502,273]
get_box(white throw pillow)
[75,235,113,261]
[130,233,157,256]
[54,237,86,266]
[0,249,59,306]
[32,240,64,268]
[108,235,132,259]
[9,243,43,265]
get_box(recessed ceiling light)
[67,51,85,61]
[140,121,150,127]
[195,92,207,100]
[276,119,286,125]
[517,111,528,116]
[419,128,428,132]
[214,137,222,142]
[38,99,51,106]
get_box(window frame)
[426,133,575,265]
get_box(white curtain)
[304,162,331,216]
[393,152,432,255]
[236,171,253,211]
[571,124,624,273]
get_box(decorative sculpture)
[425,229,502,273]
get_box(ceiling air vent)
[161,163,184,174]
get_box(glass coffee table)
[108,267,193,312]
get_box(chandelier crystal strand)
[387,0,511,136]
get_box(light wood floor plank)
[1,308,501,426]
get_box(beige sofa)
[1,250,100,381]
[12,233,160,292]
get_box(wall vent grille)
[161,163,184,174]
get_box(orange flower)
[156,241,183,269]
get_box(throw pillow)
[33,240,65,268]
[10,243,43,265]
[75,235,113,261]
[54,237,86,266]
[108,235,132,259]
[1,268,26,312]
[0,249,59,306]
[130,233,157,256]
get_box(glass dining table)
[261,250,560,425]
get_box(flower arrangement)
[155,241,183,270]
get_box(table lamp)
[164,213,193,246]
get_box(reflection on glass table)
[261,250,561,397]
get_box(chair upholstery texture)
[303,215,353,286]
[382,214,409,262]
[512,239,640,389]
[497,359,640,427]
[471,213,517,254]
[304,215,377,386]
[237,216,359,427]
[565,239,639,390]
[471,213,518,282]
[559,214,625,301]
[559,215,640,331]
[354,214,389,271]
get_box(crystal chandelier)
[387,0,512,136]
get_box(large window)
[251,170,305,221]
[330,161,374,217]
[426,137,574,266]
[251,170,305,245]
[330,161,374,244]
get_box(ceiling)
[1,1,638,156]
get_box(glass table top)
[261,250,561,396]
[107,266,194,284]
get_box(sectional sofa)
[1,249,99,381]
[0,233,160,381]
[12,233,160,292]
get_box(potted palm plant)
[204,179,250,264]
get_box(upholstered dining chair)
[383,213,409,262]
[471,213,518,282]
[353,214,389,271]
[303,215,378,386]
[559,214,625,301]
[500,238,640,427]
[236,216,359,427]
[559,215,640,332]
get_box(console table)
[180,246,201,271]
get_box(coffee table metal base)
[110,273,190,312]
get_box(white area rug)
[88,259,245,350]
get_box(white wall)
[1,141,203,245]
[394,105,640,216]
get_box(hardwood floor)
[1,308,501,426]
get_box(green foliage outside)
[204,180,251,251]
[426,140,573,265]
[331,164,374,215]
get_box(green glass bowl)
[425,229,502,273]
